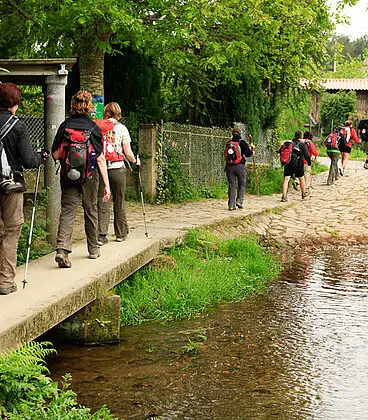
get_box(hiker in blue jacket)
[224,129,254,211]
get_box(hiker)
[303,131,318,194]
[96,102,136,245]
[325,127,344,186]
[0,83,47,295]
[339,120,360,175]
[52,91,110,268]
[279,130,311,202]
[224,129,254,210]
[357,118,368,169]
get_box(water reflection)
[49,246,368,419]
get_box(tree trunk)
[77,28,111,97]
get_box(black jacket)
[0,110,41,185]
[52,115,102,156]
[286,139,311,168]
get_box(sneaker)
[55,249,72,268]
[236,203,243,209]
[97,235,108,246]
[0,283,17,295]
[228,207,236,211]
[364,163,368,169]
[281,195,288,202]
[89,250,101,259]
[116,235,127,242]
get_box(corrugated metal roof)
[300,77,368,91]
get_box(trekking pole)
[249,135,259,195]
[136,155,149,238]
[23,164,42,289]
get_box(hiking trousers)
[327,151,340,185]
[226,163,246,209]
[0,192,23,288]
[98,167,128,239]
[56,172,99,255]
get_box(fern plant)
[0,341,117,420]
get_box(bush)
[320,91,357,133]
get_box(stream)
[49,245,368,419]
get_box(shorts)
[339,145,351,154]
[284,165,304,178]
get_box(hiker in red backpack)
[278,130,311,202]
[96,102,136,245]
[339,120,360,175]
[303,131,318,195]
[325,126,345,186]
[224,129,254,210]
[52,91,110,268]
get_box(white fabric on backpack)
[345,127,351,142]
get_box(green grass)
[114,229,281,325]
[246,165,284,195]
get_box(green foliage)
[114,229,281,325]
[320,91,357,132]
[277,95,310,141]
[246,165,284,195]
[0,342,116,419]
[17,86,44,116]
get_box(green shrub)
[320,91,357,133]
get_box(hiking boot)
[116,235,128,242]
[228,207,236,211]
[0,283,17,295]
[364,163,368,169]
[89,250,101,259]
[281,195,288,202]
[302,191,309,199]
[55,249,72,268]
[97,235,108,246]
[339,167,344,176]
[236,202,243,209]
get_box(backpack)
[340,127,350,148]
[225,140,243,164]
[58,128,96,183]
[95,119,125,163]
[324,132,344,150]
[279,141,293,165]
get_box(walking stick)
[23,165,42,289]
[249,135,259,195]
[136,155,149,238]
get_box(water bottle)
[90,149,96,170]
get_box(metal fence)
[160,122,275,187]
[161,122,231,186]
[19,115,44,150]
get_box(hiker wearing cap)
[279,130,311,202]
[303,131,318,194]
[339,120,360,175]
[224,129,254,211]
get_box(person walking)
[279,130,311,202]
[224,129,254,211]
[0,83,46,295]
[302,130,318,195]
[325,127,343,186]
[96,102,136,245]
[52,91,110,268]
[357,118,368,169]
[339,120,360,175]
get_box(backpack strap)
[0,116,18,142]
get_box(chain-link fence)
[19,115,44,150]
[160,122,275,187]
[161,122,231,186]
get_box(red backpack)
[96,119,125,163]
[279,140,293,165]
[324,132,344,150]
[224,140,243,164]
[58,128,96,183]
